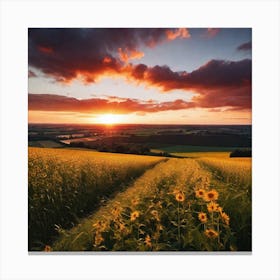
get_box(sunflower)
[203,189,219,202]
[198,212,207,223]
[130,210,140,221]
[175,191,185,202]
[207,201,219,213]
[204,229,219,238]
[195,188,205,198]
[221,212,230,225]
[44,245,52,252]
[217,206,223,213]
[144,235,152,247]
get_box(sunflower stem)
[178,201,181,248]
[217,215,220,247]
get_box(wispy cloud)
[237,41,252,51]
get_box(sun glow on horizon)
[95,114,123,125]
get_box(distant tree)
[115,145,126,153]
[230,149,252,157]
[69,142,85,148]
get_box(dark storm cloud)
[129,59,252,110]
[191,86,252,110]
[28,28,190,83]
[237,41,252,51]
[137,59,251,90]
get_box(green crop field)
[28,147,251,252]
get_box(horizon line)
[28,122,252,126]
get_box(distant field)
[151,145,240,153]
[28,140,64,148]
[60,136,100,145]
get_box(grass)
[28,147,164,250]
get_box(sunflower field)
[50,156,251,252]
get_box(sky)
[28,28,252,124]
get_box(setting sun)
[95,114,122,125]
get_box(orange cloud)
[118,48,144,63]
[29,94,195,114]
[166,28,190,40]
[103,56,112,63]
[205,28,220,38]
